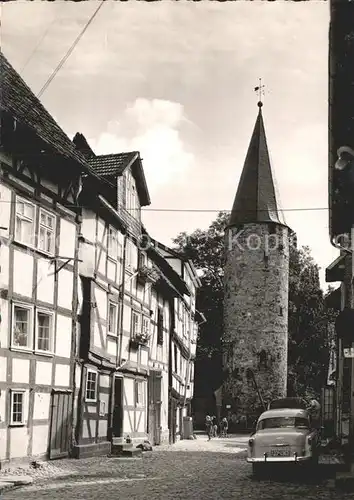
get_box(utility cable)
[37,1,105,98]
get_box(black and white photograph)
[0,0,354,498]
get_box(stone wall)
[223,222,289,416]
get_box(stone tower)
[223,102,290,418]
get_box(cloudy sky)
[2,1,337,289]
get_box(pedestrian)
[205,415,213,440]
[212,415,218,437]
[220,417,229,438]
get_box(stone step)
[111,443,134,453]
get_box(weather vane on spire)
[254,78,265,107]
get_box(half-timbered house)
[73,136,155,454]
[153,241,201,443]
[0,53,95,466]
[144,239,192,445]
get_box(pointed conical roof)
[228,102,286,227]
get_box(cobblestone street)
[1,436,351,500]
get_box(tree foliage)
[173,211,337,400]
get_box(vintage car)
[247,407,320,475]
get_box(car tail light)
[248,438,254,447]
[307,436,312,445]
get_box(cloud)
[89,98,195,191]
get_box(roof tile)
[88,152,138,177]
[0,52,87,168]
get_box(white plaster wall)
[0,300,9,349]
[9,427,28,458]
[95,288,107,321]
[81,210,96,242]
[31,424,49,456]
[0,356,7,381]
[123,410,132,433]
[0,183,12,237]
[0,429,6,459]
[35,361,52,385]
[0,243,9,290]
[122,304,131,332]
[75,364,82,387]
[12,358,30,384]
[137,409,145,433]
[82,420,96,439]
[107,338,117,357]
[36,258,55,304]
[100,374,110,388]
[0,390,6,428]
[79,241,95,278]
[121,335,130,360]
[97,218,105,243]
[93,322,104,351]
[130,243,138,271]
[55,314,72,358]
[13,251,33,297]
[140,349,148,366]
[33,392,50,420]
[97,249,106,276]
[116,261,122,286]
[98,419,107,437]
[59,219,76,260]
[130,348,138,363]
[54,364,70,387]
[124,377,134,406]
[57,269,73,310]
[136,285,143,302]
[107,259,116,282]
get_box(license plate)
[270,447,290,457]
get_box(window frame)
[10,389,26,426]
[38,207,56,256]
[108,301,118,336]
[14,196,36,249]
[142,315,150,338]
[11,302,34,351]
[107,225,119,261]
[135,380,144,407]
[85,369,98,403]
[35,308,54,353]
[131,310,141,338]
[157,307,164,345]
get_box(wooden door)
[49,390,72,459]
[148,371,162,445]
[112,377,123,437]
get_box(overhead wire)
[20,16,58,74]
[0,200,332,212]
[37,0,105,98]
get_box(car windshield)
[257,417,309,430]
